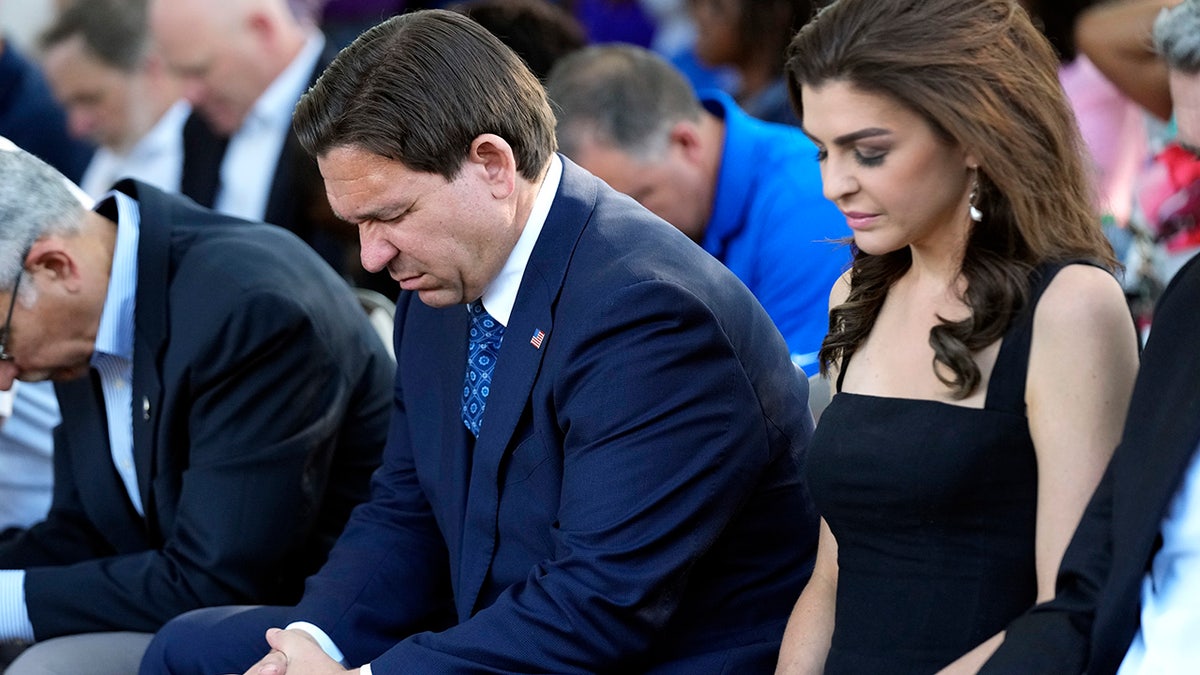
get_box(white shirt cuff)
[0,570,35,641]
[284,621,348,667]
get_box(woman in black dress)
[774,0,1141,673]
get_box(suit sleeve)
[360,279,779,672]
[0,417,120,569]
[15,289,373,638]
[289,291,457,660]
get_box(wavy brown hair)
[785,0,1116,398]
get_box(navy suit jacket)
[0,181,393,640]
[983,252,1200,674]
[286,158,820,673]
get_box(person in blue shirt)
[546,44,849,374]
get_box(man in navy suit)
[0,140,392,674]
[982,3,1200,671]
[142,9,819,675]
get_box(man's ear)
[245,8,275,43]
[25,237,82,293]
[469,134,518,199]
[667,121,705,165]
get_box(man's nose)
[359,226,396,275]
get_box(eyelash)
[814,148,886,168]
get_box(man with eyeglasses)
[0,139,393,674]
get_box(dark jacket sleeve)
[9,287,388,639]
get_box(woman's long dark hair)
[786,0,1116,398]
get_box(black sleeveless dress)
[806,264,1074,673]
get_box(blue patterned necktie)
[462,300,505,437]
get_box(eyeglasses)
[0,266,23,362]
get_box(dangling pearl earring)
[968,171,983,223]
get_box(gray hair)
[545,44,703,162]
[0,143,87,291]
[1155,0,1200,73]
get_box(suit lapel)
[55,374,149,551]
[1113,255,1200,579]
[115,181,177,536]
[1118,349,1200,568]
[263,44,339,234]
[456,158,597,617]
[179,114,228,209]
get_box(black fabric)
[808,262,1074,673]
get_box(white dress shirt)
[290,155,564,674]
[79,100,190,199]
[214,33,325,221]
[1119,439,1200,673]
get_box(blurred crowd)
[0,0,1195,673]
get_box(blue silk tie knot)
[462,300,505,437]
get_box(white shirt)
[79,100,190,199]
[1118,439,1200,674]
[291,155,564,674]
[214,33,325,221]
[479,154,563,327]
[0,190,140,642]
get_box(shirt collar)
[699,90,755,255]
[245,32,324,131]
[478,153,562,326]
[126,99,190,162]
[90,191,140,363]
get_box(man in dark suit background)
[983,3,1200,671]
[148,0,388,295]
[141,10,820,675]
[0,139,393,674]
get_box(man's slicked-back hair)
[1155,0,1200,73]
[545,44,703,161]
[293,9,557,181]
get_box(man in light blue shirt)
[547,44,849,375]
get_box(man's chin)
[416,289,464,309]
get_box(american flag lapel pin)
[529,328,546,349]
